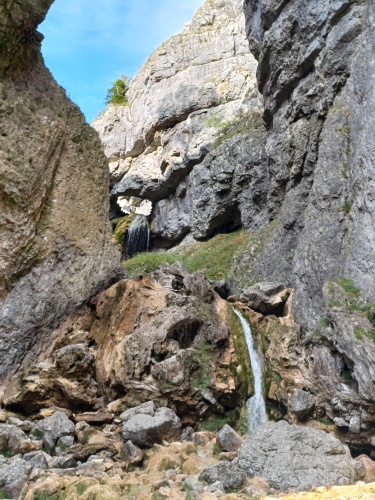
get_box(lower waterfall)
[125,215,150,258]
[233,308,267,433]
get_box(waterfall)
[125,214,150,258]
[233,308,267,433]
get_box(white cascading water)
[233,308,267,433]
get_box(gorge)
[1,0,375,498]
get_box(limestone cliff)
[93,0,267,243]
[242,0,375,449]
[0,1,120,380]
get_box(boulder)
[199,461,246,491]
[122,407,181,448]
[50,456,78,470]
[0,458,32,499]
[290,390,316,419]
[240,283,287,314]
[121,441,144,465]
[216,424,242,452]
[0,425,36,456]
[23,450,51,470]
[238,421,355,492]
[355,455,375,483]
[35,412,75,455]
[119,401,155,423]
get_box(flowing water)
[125,214,150,258]
[233,308,267,433]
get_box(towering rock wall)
[243,0,375,447]
[93,0,268,244]
[0,1,120,379]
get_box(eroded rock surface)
[93,0,267,242]
[238,421,355,492]
[0,0,120,380]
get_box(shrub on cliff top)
[106,75,130,105]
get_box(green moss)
[122,229,250,281]
[74,483,87,496]
[113,215,134,245]
[354,326,365,340]
[0,490,7,500]
[205,111,264,151]
[192,340,212,390]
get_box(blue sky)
[40,0,203,122]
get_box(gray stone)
[57,436,75,449]
[206,481,225,493]
[181,427,194,442]
[0,425,33,456]
[121,441,144,465]
[122,407,181,448]
[35,412,75,446]
[0,458,32,499]
[216,425,242,452]
[182,478,203,494]
[50,455,78,469]
[238,421,355,492]
[240,282,287,314]
[290,390,316,419]
[199,461,246,491]
[119,401,155,423]
[23,450,51,470]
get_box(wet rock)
[216,425,242,452]
[122,407,181,448]
[121,441,144,465]
[199,461,246,491]
[238,421,355,492]
[290,390,316,419]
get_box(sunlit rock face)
[93,0,268,242]
[240,0,375,450]
[0,0,120,380]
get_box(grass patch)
[122,229,250,281]
[75,483,87,496]
[0,490,7,500]
[337,276,360,296]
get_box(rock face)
[238,421,355,492]
[93,0,267,243]
[3,264,251,421]
[240,0,375,448]
[0,0,120,380]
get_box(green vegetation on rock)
[106,75,130,105]
[122,229,250,281]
